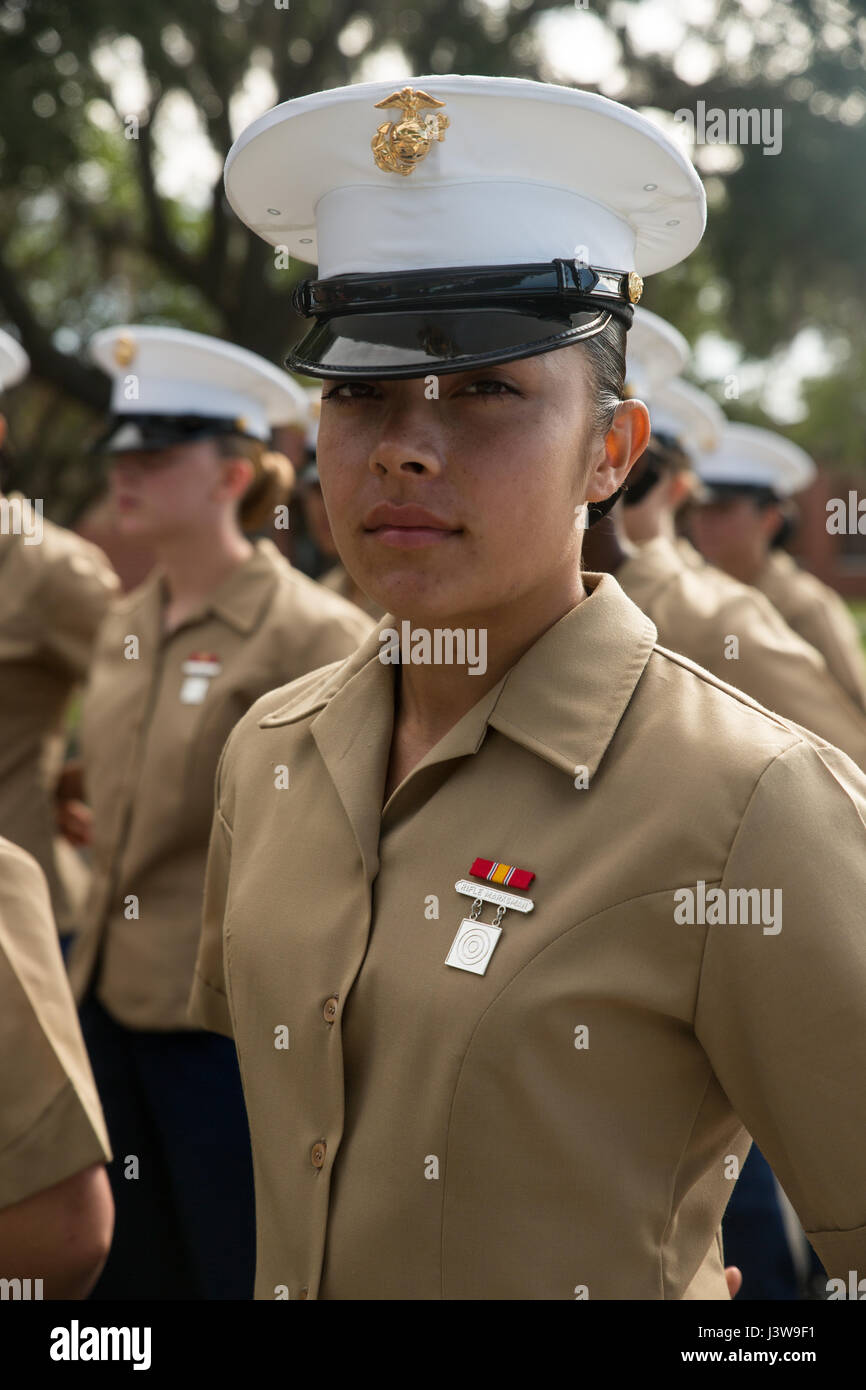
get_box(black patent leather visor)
[91,413,261,455]
[695,481,780,506]
[288,260,635,524]
[287,304,625,378]
[286,258,637,379]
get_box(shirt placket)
[99,633,170,934]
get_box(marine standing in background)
[582,347,866,770]
[612,360,829,1298]
[62,326,373,1300]
[0,329,119,935]
[689,424,866,712]
[0,838,114,1298]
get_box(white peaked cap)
[89,325,308,439]
[651,378,726,454]
[0,329,30,391]
[694,422,816,497]
[225,75,706,279]
[625,308,689,399]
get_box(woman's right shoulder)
[222,653,354,757]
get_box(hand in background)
[55,762,93,847]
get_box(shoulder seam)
[648,643,804,732]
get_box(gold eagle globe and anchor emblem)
[371,87,449,176]
[113,334,137,367]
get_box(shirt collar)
[486,571,658,780]
[205,539,285,633]
[761,550,796,582]
[259,571,658,784]
[616,535,683,604]
[131,538,285,636]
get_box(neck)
[393,566,586,743]
[653,511,678,544]
[349,576,374,612]
[155,522,253,605]
[579,513,634,575]
[714,546,768,586]
[730,556,765,586]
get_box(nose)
[367,394,445,479]
[109,452,152,481]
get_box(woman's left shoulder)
[633,643,866,805]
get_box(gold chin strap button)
[371,87,449,177]
[627,271,644,304]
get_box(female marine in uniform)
[191,78,866,1299]
[0,838,113,1298]
[62,327,372,1299]
[689,424,866,711]
[586,325,866,770]
[0,331,119,938]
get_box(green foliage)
[792,341,866,470]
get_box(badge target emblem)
[445,859,535,976]
[445,918,503,976]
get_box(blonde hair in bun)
[215,434,296,533]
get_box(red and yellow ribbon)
[470,857,534,892]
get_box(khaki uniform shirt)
[0,839,110,1210]
[67,539,372,1030]
[618,536,866,770]
[675,536,706,571]
[0,500,118,927]
[756,550,866,712]
[190,572,866,1300]
[320,562,386,620]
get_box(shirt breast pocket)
[182,678,263,814]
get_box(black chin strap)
[586,488,623,526]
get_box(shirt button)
[323,996,339,1023]
[298,1288,309,1300]
[311,1141,327,1169]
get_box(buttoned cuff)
[0,1080,111,1211]
[806,1223,866,1284]
[187,971,234,1038]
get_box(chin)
[114,511,157,541]
[358,568,475,623]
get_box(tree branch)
[133,96,208,292]
[0,242,110,409]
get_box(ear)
[666,471,693,510]
[759,503,784,541]
[215,454,255,505]
[584,400,651,504]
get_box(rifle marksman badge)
[371,87,449,177]
[446,857,535,976]
[179,652,222,705]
